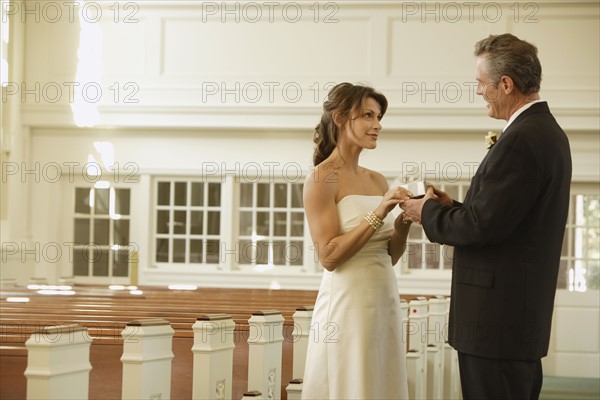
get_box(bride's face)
[341,97,383,150]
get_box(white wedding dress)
[302,195,409,400]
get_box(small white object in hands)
[400,181,429,199]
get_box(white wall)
[1,0,599,378]
[11,0,600,131]
[543,290,600,378]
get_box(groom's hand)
[431,187,453,207]
[400,187,435,224]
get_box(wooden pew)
[0,285,318,400]
[1,284,442,399]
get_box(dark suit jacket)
[422,102,572,361]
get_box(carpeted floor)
[540,376,600,400]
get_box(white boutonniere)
[485,131,498,149]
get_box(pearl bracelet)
[364,211,384,231]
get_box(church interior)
[1,1,599,399]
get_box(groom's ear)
[499,75,515,94]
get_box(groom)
[401,34,572,399]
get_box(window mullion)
[252,182,257,265]
[186,181,191,264]
[89,188,96,277]
[169,179,174,263]
[286,183,292,266]
[221,177,236,271]
[108,187,115,279]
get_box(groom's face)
[475,56,507,120]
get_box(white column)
[408,297,429,399]
[286,306,311,400]
[406,349,425,400]
[426,345,442,400]
[403,299,422,400]
[401,299,409,348]
[428,296,448,348]
[285,378,303,400]
[442,297,463,399]
[192,314,236,400]
[247,310,284,400]
[291,305,313,379]
[120,319,174,400]
[24,324,92,400]
[427,296,446,400]
[443,345,462,399]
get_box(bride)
[302,82,411,399]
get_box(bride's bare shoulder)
[304,163,338,200]
[305,162,340,188]
[361,167,389,191]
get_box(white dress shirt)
[503,99,546,132]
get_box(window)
[559,190,600,291]
[154,179,222,264]
[73,186,131,280]
[403,181,469,271]
[148,173,600,288]
[238,182,304,268]
[403,180,600,293]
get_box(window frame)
[70,182,133,285]
[236,180,306,272]
[560,183,600,292]
[146,173,599,292]
[149,174,315,274]
[152,177,224,272]
[394,180,471,273]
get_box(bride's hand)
[394,212,413,231]
[374,187,413,219]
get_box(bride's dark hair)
[312,82,388,166]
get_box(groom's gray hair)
[475,33,542,95]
